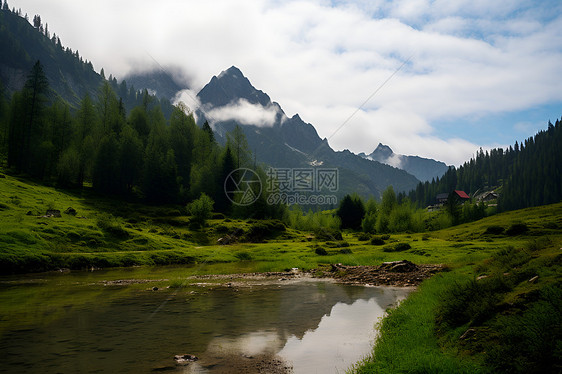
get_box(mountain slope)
[0,9,102,105]
[360,143,449,182]
[196,66,420,198]
[122,68,186,100]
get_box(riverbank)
[191,260,445,288]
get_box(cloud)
[205,99,279,127]
[9,0,562,165]
[173,89,201,115]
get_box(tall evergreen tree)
[169,105,195,195]
[337,194,365,230]
[8,61,50,174]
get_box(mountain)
[196,66,420,199]
[122,68,186,100]
[0,9,102,106]
[359,143,449,182]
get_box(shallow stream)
[0,267,410,373]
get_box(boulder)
[64,207,77,216]
[45,209,61,217]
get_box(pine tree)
[8,61,50,173]
[169,105,195,194]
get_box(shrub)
[358,233,371,241]
[371,237,385,246]
[242,220,286,243]
[436,276,512,329]
[326,241,349,248]
[361,211,377,233]
[382,242,411,252]
[187,193,214,227]
[212,213,225,220]
[487,284,562,373]
[485,225,504,235]
[506,223,529,236]
[315,246,328,256]
[314,228,343,241]
[96,213,129,238]
[339,248,353,254]
[235,252,253,261]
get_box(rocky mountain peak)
[198,66,271,107]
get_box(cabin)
[436,193,449,204]
[477,191,498,202]
[435,190,470,205]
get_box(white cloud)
[205,99,279,127]
[9,0,562,165]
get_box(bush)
[506,223,529,236]
[339,248,353,254]
[314,228,343,241]
[371,237,385,246]
[235,252,253,261]
[487,284,562,373]
[361,211,377,233]
[436,276,512,329]
[187,193,214,227]
[286,207,341,232]
[325,240,349,248]
[242,220,286,243]
[358,233,371,241]
[382,242,411,252]
[485,225,505,235]
[96,213,129,238]
[315,246,328,256]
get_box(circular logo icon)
[224,168,262,206]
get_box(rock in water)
[174,354,198,365]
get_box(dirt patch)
[191,261,445,288]
[195,353,293,374]
[316,260,446,287]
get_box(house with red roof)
[434,190,470,206]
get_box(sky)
[9,0,562,165]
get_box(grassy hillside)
[353,205,562,373]
[1,169,561,275]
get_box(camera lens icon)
[224,168,262,206]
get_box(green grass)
[351,206,562,374]
[352,271,487,374]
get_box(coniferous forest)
[407,120,562,211]
[0,59,283,218]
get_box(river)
[0,266,410,373]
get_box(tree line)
[0,60,284,219]
[406,119,562,212]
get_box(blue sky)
[10,0,562,165]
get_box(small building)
[477,191,498,202]
[436,193,449,204]
[436,190,470,205]
[454,190,470,200]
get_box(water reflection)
[0,272,409,373]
